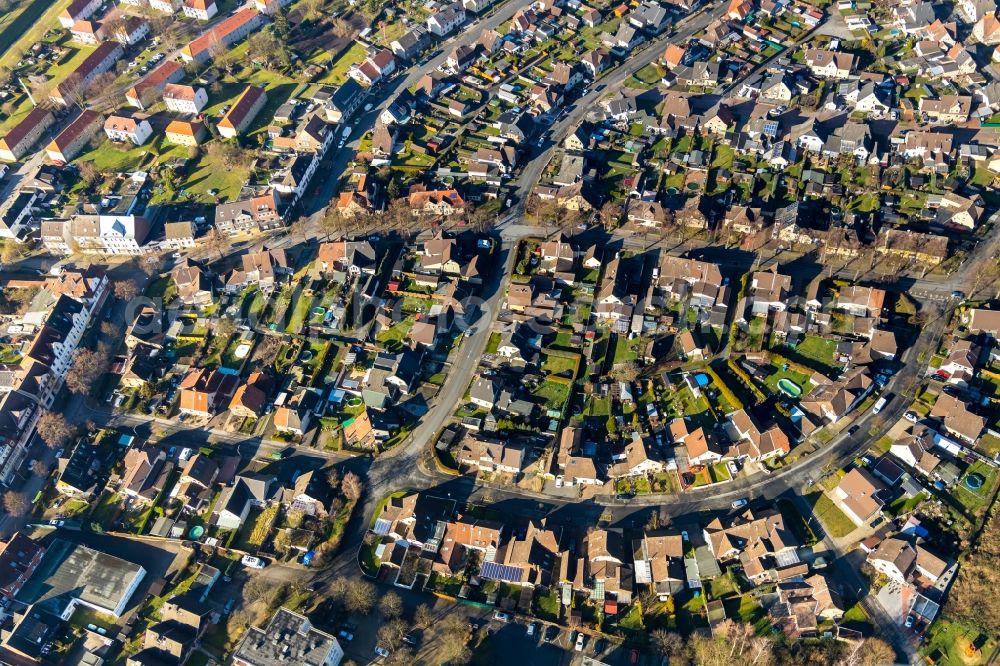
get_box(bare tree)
[341,471,363,501]
[598,201,622,229]
[609,360,640,382]
[413,603,434,629]
[66,347,108,395]
[113,279,139,302]
[342,579,376,615]
[378,591,403,619]
[31,459,49,477]
[331,17,355,39]
[36,412,73,449]
[3,490,27,517]
[376,618,408,650]
[78,161,101,190]
[650,629,688,661]
[839,638,897,666]
[325,466,340,490]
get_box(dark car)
[544,625,560,643]
[593,638,606,655]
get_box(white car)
[575,633,585,652]
[731,498,748,510]
[375,646,390,658]
[363,102,374,112]
[904,411,918,423]
[493,611,511,622]
[555,475,564,488]
[241,555,265,569]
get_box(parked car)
[338,630,354,641]
[904,411,918,423]
[575,632,585,652]
[544,625,559,642]
[493,611,511,622]
[731,498,748,510]
[375,646,390,657]
[905,615,915,629]
[526,622,537,637]
[241,555,265,569]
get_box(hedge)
[702,366,743,412]
[727,358,767,402]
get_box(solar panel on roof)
[480,561,523,582]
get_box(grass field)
[0,0,71,72]
[953,460,998,515]
[541,352,579,377]
[806,491,857,538]
[320,42,367,85]
[791,335,839,372]
[920,620,995,666]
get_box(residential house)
[750,267,791,314]
[218,86,267,138]
[833,467,887,526]
[45,110,103,164]
[427,3,466,36]
[182,0,217,19]
[126,60,184,109]
[457,435,524,474]
[272,388,317,436]
[104,114,153,145]
[804,49,855,78]
[178,367,236,417]
[50,42,124,106]
[930,393,985,443]
[165,120,207,146]
[121,445,170,504]
[632,530,685,598]
[214,191,284,236]
[0,108,56,162]
[180,9,266,64]
[703,508,803,585]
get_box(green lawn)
[790,335,839,372]
[533,589,560,622]
[77,134,190,173]
[806,492,857,538]
[763,364,812,397]
[674,386,712,419]
[920,620,995,666]
[375,316,414,347]
[320,42,367,85]
[613,335,639,364]
[0,0,70,72]
[533,380,571,408]
[953,461,998,514]
[541,352,579,377]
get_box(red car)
[630,649,639,663]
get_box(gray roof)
[17,540,145,617]
[233,607,341,666]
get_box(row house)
[180,9,266,64]
[45,110,103,164]
[126,60,184,110]
[50,41,124,106]
[0,108,55,162]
